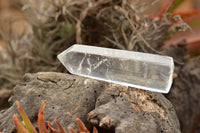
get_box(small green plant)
[10,101,98,133]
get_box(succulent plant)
[10,101,98,133]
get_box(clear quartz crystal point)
[58,44,174,93]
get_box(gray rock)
[0,72,180,133]
[167,57,200,133]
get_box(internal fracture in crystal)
[58,44,174,93]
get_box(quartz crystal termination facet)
[57,44,174,93]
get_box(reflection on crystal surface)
[58,44,174,93]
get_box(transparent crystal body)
[58,44,174,93]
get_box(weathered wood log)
[0,72,180,133]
